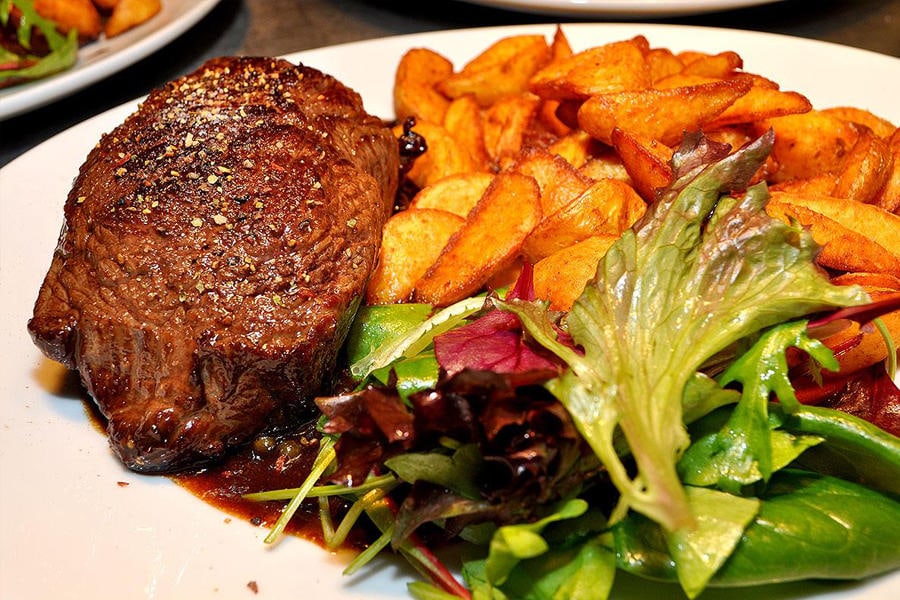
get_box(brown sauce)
[80,389,366,549]
[172,420,368,549]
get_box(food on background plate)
[27,56,399,472]
[0,0,162,88]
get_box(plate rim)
[1,22,899,600]
[0,0,223,121]
[457,0,785,17]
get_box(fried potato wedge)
[646,47,684,83]
[546,130,596,169]
[104,0,160,38]
[831,272,900,290]
[766,192,900,276]
[34,0,102,39]
[873,127,900,213]
[523,178,645,261]
[437,35,551,107]
[409,172,494,218]
[769,174,838,196]
[832,125,892,204]
[822,107,896,139]
[579,150,631,182]
[577,78,751,145]
[514,149,593,216]
[443,94,490,169]
[709,83,811,128]
[367,209,465,305]
[679,50,743,78]
[482,94,541,166]
[757,111,859,182]
[818,286,900,377]
[533,235,619,311]
[655,73,811,127]
[548,25,574,63]
[529,38,652,100]
[611,128,673,202]
[414,172,542,305]
[398,121,481,188]
[394,48,454,124]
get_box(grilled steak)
[28,57,399,472]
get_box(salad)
[0,0,78,88]
[246,131,900,599]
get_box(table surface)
[2,0,899,168]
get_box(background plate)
[0,0,222,120]
[1,23,899,600]
[458,0,784,17]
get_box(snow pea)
[613,469,900,588]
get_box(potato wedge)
[529,37,651,100]
[514,148,593,216]
[766,192,900,276]
[769,192,900,253]
[437,35,550,107]
[443,94,490,169]
[398,121,481,188]
[645,47,684,84]
[34,0,102,39]
[482,94,541,165]
[873,127,900,213]
[757,111,859,182]
[770,174,838,196]
[679,51,743,78]
[832,125,892,204]
[533,235,619,311]
[819,287,900,377]
[831,272,900,290]
[548,25,574,63]
[708,83,811,128]
[104,0,160,37]
[366,209,465,305]
[546,130,596,168]
[611,128,673,202]
[414,172,542,305]
[409,172,494,218]
[579,150,631,182]
[523,178,645,261]
[577,78,751,145]
[822,107,896,139]
[393,48,454,124]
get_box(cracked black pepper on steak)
[28,56,399,473]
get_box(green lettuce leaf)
[462,499,617,600]
[665,486,759,598]
[504,131,868,532]
[678,321,833,491]
[0,0,78,86]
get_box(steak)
[28,57,399,472]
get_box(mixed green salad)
[246,131,900,599]
[0,0,78,88]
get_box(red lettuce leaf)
[433,264,566,378]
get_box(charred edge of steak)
[28,56,400,472]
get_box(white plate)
[459,0,784,17]
[0,0,222,121]
[1,23,899,600]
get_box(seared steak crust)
[28,57,399,472]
